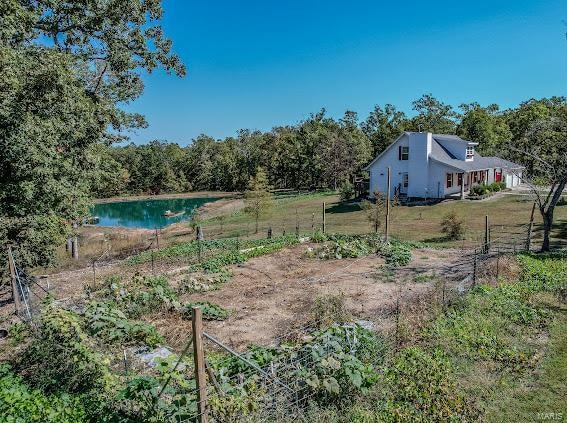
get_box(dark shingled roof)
[430,139,524,172]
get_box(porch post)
[460,173,465,200]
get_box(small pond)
[91,197,219,229]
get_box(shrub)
[440,211,466,240]
[311,293,350,328]
[14,304,111,394]
[489,181,506,192]
[0,365,87,422]
[470,184,490,196]
[339,181,355,201]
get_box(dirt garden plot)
[4,242,468,351]
[153,244,467,349]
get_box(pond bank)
[94,191,238,204]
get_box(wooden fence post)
[7,246,21,316]
[322,202,326,233]
[72,236,79,260]
[192,307,208,423]
[267,226,272,239]
[155,227,160,249]
[484,215,489,254]
[385,167,391,242]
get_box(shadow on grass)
[422,235,452,243]
[327,202,362,214]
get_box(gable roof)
[365,131,525,172]
[364,132,407,170]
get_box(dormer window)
[398,146,409,160]
[466,146,474,160]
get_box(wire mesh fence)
[1,212,547,422]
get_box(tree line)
[94,95,567,197]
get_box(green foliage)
[376,347,475,421]
[8,321,29,345]
[382,240,412,267]
[244,167,273,233]
[361,191,385,233]
[427,258,562,370]
[183,301,230,321]
[519,253,567,298]
[209,324,387,404]
[14,304,112,394]
[311,229,328,242]
[440,210,466,240]
[470,184,491,196]
[488,181,506,192]
[186,235,300,274]
[298,325,384,400]
[100,274,179,318]
[339,181,355,201]
[84,301,164,347]
[0,0,184,268]
[178,269,233,294]
[0,365,87,422]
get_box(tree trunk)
[541,211,553,252]
[540,175,567,252]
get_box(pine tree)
[244,168,273,234]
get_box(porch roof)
[430,140,524,173]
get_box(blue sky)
[124,0,567,145]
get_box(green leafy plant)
[84,301,164,347]
[14,304,112,394]
[8,322,29,345]
[0,364,87,422]
[376,347,476,421]
[382,241,412,266]
[183,301,230,320]
[339,181,355,201]
[440,210,466,240]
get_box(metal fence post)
[322,202,326,233]
[7,246,21,316]
[192,307,208,423]
[472,249,478,287]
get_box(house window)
[398,146,409,160]
[402,173,409,188]
[473,171,478,183]
[446,173,454,188]
[457,173,463,186]
[466,146,474,160]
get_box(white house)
[365,132,524,200]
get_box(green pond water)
[91,197,220,229]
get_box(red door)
[494,169,502,182]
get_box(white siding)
[407,133,432,198]
[368,134,410,198]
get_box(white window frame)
[466,146,474,160]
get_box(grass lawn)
[486,310,567,422]
[202,192,567,249]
